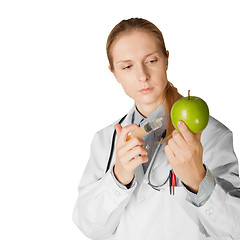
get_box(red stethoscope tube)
[172,171,176,195]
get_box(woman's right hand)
[113,123,148,186]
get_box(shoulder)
[95,120,118,141]
[94,109,132,142]
[204,115,230,136]
[201,115,232,148]
[92,115,128,148]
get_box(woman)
[73,18,240,239]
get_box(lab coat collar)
[133,102,168,129]
[120,105,135,127]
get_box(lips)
[139,87,154,94]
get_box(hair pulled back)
[106,18,182,140]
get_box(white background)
[0,0,239,239]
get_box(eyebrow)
[116,51,160,64]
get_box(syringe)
[126,117,163,141]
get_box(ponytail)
[163,81,183,142]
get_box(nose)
[136,63,149,82]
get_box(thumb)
[115,124,122,138]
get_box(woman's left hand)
[165,121,206,194]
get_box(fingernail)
[172,129,178,136]
[177,121,183,127]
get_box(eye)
[123,65,132,70]
[148,59,158,64]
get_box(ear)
[108,65,119,82]
[108,65,113,73]
[166,50,169,71]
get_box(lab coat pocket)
[165,185,207,239]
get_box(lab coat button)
[140,196,145,202]
[145,145,150,150]
[114,190,120,197]
[206,207,214,215]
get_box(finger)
[168,137,183,158]
[164,145,176,165]
[177,121,196,145]
[125,145,148,161]
[172,129,188,148]
[120,137,145,154]
[117,124,140,142]
[129,155,148,169]
[115,124,122,138]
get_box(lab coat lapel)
[120,106,135,127]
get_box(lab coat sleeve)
[189,131,240,239]
[183,165,216,207]
[72,131,137,240]
[111,165,136,189]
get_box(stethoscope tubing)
[105,114,127,174]
[105,115,172,193]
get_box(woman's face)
[110,30,169,113]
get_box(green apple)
[171,91,209,133]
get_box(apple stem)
[188,90,190,100]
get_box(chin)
[137,99,162,107]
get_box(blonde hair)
[106,18,182,141]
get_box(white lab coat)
[73,106,240,240]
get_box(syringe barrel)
[126,118,163,141]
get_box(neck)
[135,98,164,118]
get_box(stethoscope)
[105,114,176,194]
